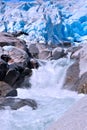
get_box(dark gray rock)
[5,89,17,97]
[29,44,39,58]
[12,31,29,37]
[4,69,20,86]
[27,59,39,69]
[0,97,37,110]
[51,47,66,60]
[1,54,11,62]
[0,81,12,97]
[0,58,8,80]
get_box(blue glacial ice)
[0,0,87,45]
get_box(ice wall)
[0,0,87,44]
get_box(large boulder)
[63,42,87,93]
[51,47,66,60]
[29,44,39,58]
[5,89,17,97]
[0,32,28,51]
[13,68,32,88]
[63,61,80,91]
[4,69,20,86]
[39,49,51,60]
[0,97,37,110]
[0,32,39,90]
[3,46,29,66]
[36,44,67,60]
[0,48,38,88]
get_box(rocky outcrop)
[29,43,67,60]
[0,32,39,110]
[63,42,87,93]
[0,31,39,89]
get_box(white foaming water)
[0,58,84,130]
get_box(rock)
[47,96,87,130]
[9,62,24,73]
[0,58,8,80]
[63,61,80,91]
[12,31,29,37]
[29,44,39,58]
[0,46,3,55]
[63,42,87,93]
[0,97,37,110]
[13,76,31,88]
[4,69,20,86]
[0,32,28,51]
[39,49,51,60]
[67,45,82,59]
[5,89,17,97]
[0,32,39,89]
[35,43,52,60]
[61,41,72,47]
[1,54,11,62]
[0,46,36,88]
[3,46,29,67]
[22,67,32,77]
[0,81,12,97]
[13,68,32,88]
[51,47,66,60]
[75,72,87,94]
[28,59,39,69]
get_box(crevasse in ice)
[0,0,87,44]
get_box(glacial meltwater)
[0,58,84,130]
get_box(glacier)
[0,0,87,45]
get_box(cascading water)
[0,57,84,130]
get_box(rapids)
[0,58,84,130]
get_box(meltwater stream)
[0,58,84,130]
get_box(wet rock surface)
[0,97,37,110]
[0,32,39,89]
[0,31,39,110]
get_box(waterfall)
[0,58,84,130]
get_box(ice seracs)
[1,0,87,45]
